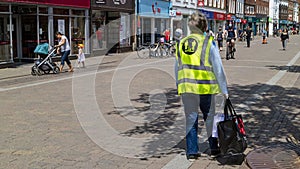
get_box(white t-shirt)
[59,35,70,52]
[77,48,85,62]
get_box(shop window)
[39,15,48,43]
[120,13,131,47]
[0,16,10,62]
[53,16,70,47]
[142,18,151,44]
[22,15,38,58]
[92,11,106,50]
[71,17,85,54]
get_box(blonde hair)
[188,11,208,34]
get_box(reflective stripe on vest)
[175,34,221,95]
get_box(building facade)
[171,0,198,40]
[137,0,172,46]
[198,0,227,33]
[0,0,90,63]
[92,0,135,54]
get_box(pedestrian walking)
[216,26,224,51]
[77,44,85,68]
[175,11,229,161]
[55,32,73,72]
[245,26,252,47]
[280,29,289,50]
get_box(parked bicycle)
[137,40,175,59]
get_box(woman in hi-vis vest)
[175,11,229,161]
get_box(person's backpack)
[217,32,223,41]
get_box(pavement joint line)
[267,51,300,85]
[0,57,173,92]
[227,59,288,63]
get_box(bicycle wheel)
[160,45,168,57]
[137,46,150,59]
[231,49,235,59]
[226,46,230,60]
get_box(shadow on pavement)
[107,83,300,164]
[266,65,300,73]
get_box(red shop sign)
[214,12,225,20]
[197,0,204,7]
[2,0,90,8]
[226,14,232,20]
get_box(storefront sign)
[214,12,225,20]
[199,9,214,19]
[96,0,106,4]
[169,10,176,17]
[93,0,133,10]
[139,0,171,18]
[2,0,90,8]
[226,14,232,20]
[197,0,204,7]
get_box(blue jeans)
[182,93,218,156]
[61,50,71,66]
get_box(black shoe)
[210,149,221,158]
[231,57,235,59]
[187,154,200,161]
[233,48,236,52]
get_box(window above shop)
[53,8,69,15]
[72,9,85,16]
[12,6,37,14]
[38,7,48,14]
[0,4,9,13]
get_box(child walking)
[77,44,85,68]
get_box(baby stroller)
[31,43,60,76]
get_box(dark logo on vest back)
[182,38,198,55]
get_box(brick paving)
[0,36,299,169]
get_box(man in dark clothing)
[216,27,224,51]
[280,29,289,50]
[245,26,252,47]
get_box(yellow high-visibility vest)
[175,34,221,95]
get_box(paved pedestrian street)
[0,35,300,169]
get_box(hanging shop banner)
[199,9,214,19]
[139,0,171,18]
[214,12,226,20]
[1,0,90,8]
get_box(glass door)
[21,15,37,58]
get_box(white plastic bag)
[212,114,225,138]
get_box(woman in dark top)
[280,29,289,50]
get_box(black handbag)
[217,98,247,155]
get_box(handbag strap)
[224,98,237,119]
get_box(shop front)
[137,0,171,46]
[92,0,134,54]
[0,0,90,63]
[214,12,226,31]
[170,7,195,41]
[199,9,214,31]
[245,16,257,35]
